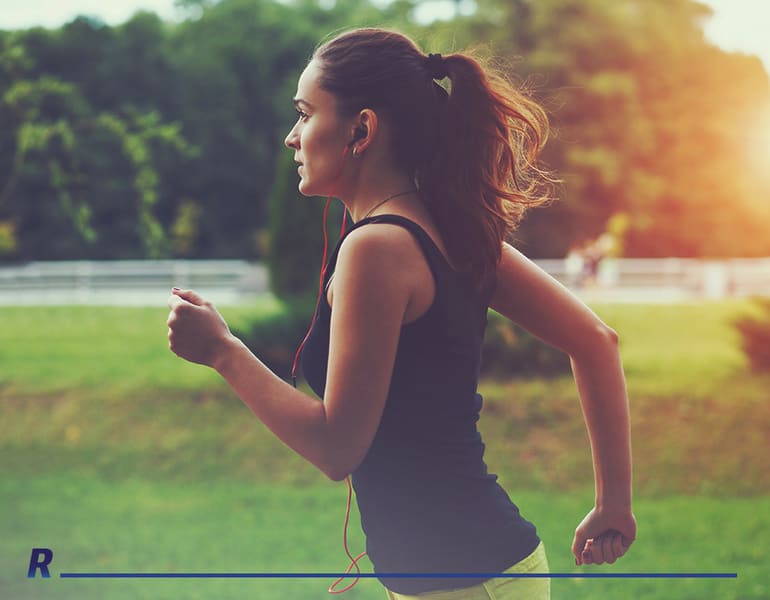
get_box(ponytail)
[418,51,553,279]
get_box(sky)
[0,0,769,73]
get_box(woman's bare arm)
[167,225,417,481]
[490,242,636,565]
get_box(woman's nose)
[285,126,299,149]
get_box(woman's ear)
[349,125,367,146]
[349,109,378,154]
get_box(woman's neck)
[343,169,419,223]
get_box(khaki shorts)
[383,541,550,600]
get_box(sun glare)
[751,105,770,173]
[763,108,770,159]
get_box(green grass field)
[2,299,769,598]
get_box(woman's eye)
[295,109,309,122]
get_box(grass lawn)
[1,299,769,598]
[2,474,765,599]
[0,300,283,395]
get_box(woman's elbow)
[320,453,362,482]
[323,465,350,482]
[570,324,619,360]
[318,423,374,481]
[586,323,619,347]
[604,325,619,345]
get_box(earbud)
[347,126,367,148]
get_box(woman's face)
[284,60,352,197]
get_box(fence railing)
[0,260,268,306]
[539,257,770,300]
[0,257,768,305]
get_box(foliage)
[733,296,770,372]
[423,0,770,258]
[0,220,15,255]
[0,38,197,259]
[170,199,203,255]
[482,310,571,376]
[230,302,572,384]
[1,0,770,263]
[229,300,316,381]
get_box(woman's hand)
[573,505,636,566]
[167,288,234,369]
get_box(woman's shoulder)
[349,211,456,268]
[340,217,418,256]
[335,219,429,286]
[328,214,437,314]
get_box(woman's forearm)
[569,327,633,509]
[213,334,343,480]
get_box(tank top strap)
[322,213,449,292]
[358,214,448,270]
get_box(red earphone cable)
[290,196,333,388]
[290,148,349,387]
[327,475,368,594]
[287,146,365,594]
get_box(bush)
[732,297,770,372]
[481,310,571,377]
[230,300,317,382]
[233,303,571,384]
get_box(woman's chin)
[297,179,313,196]
[298,179,331,198]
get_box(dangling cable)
[291,146,350,388]
[291,195,333,388]
[287,144,365,593]
[328,475,368,594]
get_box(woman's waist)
[351,471,535,559]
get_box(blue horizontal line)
[59,572,738,579]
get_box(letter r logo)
[28,548,53,578]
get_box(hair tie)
[425,53,448,80]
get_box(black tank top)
[301,214,539,594]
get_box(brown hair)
[313,28,553,280]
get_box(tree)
[0,39,196,259]
[421,0,770,257]
[4,0,767,261]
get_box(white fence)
[539,257,770,303]
[0,257,768,305]
[0,260,269,306]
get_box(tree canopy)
[1,0,768,263]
